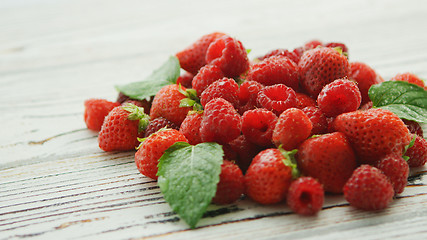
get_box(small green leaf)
[157,142,224,229]
[180,98,196,108]
[115,56,180,100]
[122,103,150,133]
[278,146,300,179]
[369,81,427,123]
[403,134,417,161]
[246,49,252,55]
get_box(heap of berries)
[84,32,427,216]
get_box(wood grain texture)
[1,0,426,239]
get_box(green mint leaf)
[115,56,180,100]
[157,142,224,229]
[369,81,427,123]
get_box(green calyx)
[177,84,203,111]
[278,146,300,179]
[122,103,150,133]
[403,134,417,161]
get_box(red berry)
[245,148,293,204]
[179,112,203,145]
[403,119,424,137]
[98,105,148,152]
[333,108,412,164]
[297,132,358,193]
[406,134,427,167]
[212,160,245,205]
[272,108,312,150]
[390,72,425,88]
[192,64,224,96]
[228,135,264,173]
[237,80,264,115]
[206,35,250,78]
[376,154,409,195]
[200,98,241,144]
[241,108,277,147]
[257,84,297,116]
[144,117,178,138]
[299,47,350,97]
[135,129,188,179]
[149,84,192,127]
[176,71,194,89]
[200,77,239,108]
[304,40,323,50]
[350,62,383,104]
[324,42,349,56]
[295,92,317,109]
[287,177,324,215]
[84,98,120,131]
[176,32,226,75]
[247,55,299,90]
[301,106,328,135]
[343,165,394,211]
[258,49,300,64]
[317,78,362,117]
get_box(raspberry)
[317,78,362,117]
[286,177,324,215]
[350,62,382,104]
[403,119,424,137]
[200,77,239,108]
[304,40,323,50]
[135,129,188,179]
[343,165,394,211]
[237,80,264,115]
[192,64,224,96]
[245,148,293,204]
[176,32,226,75]
[390,72,425,88]
[375,154,409,195]
[257,84,297,116]
[301,106,328,135]
[406,134,427,167]
[176,71,194,89]
[212,160,245,205]
[241,108,277,147]
[247,55,299,90]
[84,98,120,131]
[295,92,317,109]
[144,117,178,138]
[272,108,312,150]
[179,112,203,145]
[206,35,250,78]
[200,98,241,144]
[228,135,263,173]
[258,49,300,64]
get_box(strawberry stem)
[278,146,300,179]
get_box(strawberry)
[343,165,394,211]
[212,160,245,205]
[333,108,412,164]
[149,84,192,127]
[286,177,324,215]
[121,99,152,115]
[272,108,312,151]
[317,78,362,117]
[206,35,250,78]
[98,104,150,152]
[297,132,358,193]
[200,77,239,108]
[241,108,277,147]
[390,72,425,88]
[324,42,349,56]
[84,98,120,131]
[144,117,178,138]
[257,84,297,116]
[375,154,409,195]
[200,98,241,144]
[350,62,383,104]
[176,32,226,75]
[179,111,204,145]
[246,55,299,90]
[299,47,350,97]
[135,129,188,179]
[405,134,427,167]
[245,148,293,204]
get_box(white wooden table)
[1,0,426,239]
